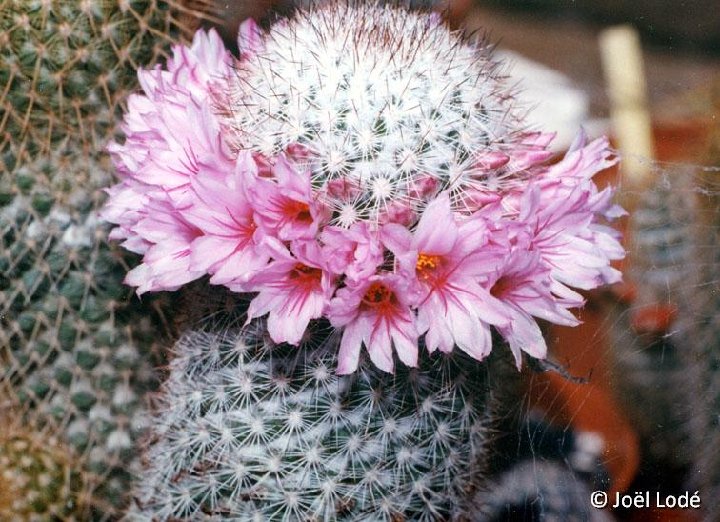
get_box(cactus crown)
[223,2,524,225]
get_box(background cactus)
[0,0,214,168]
[0,426,84,519]
[0,0,216,516]
[470,410,612,521]
[607,164,698,473]
[472,460,612,522]
[129,314,520,520]
[605,96,720,516]
[0,147,173,515]
[674,85,720,520]
[0,391,87,520]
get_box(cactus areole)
[104,2,625,373]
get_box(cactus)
[607,164,698,471]
[674,86,720,521]
[0,147,173,515]
[0,0,214,168]
[0,0,220,516]
[0,427,85,519]
[129,316,519,520]
[98,3,624,520]
[471,460,613,522]
[0,391,88,520]
[471,413,611,521]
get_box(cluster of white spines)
[132,322,499,520]
[224,3,523,226]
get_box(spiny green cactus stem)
[0,396,87,520]
[675,106,720,520]
[129,316,520,521]
[0,0,215,168]
[0,148,173,516]
[607,165,698,470]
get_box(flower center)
[416,253,442,280]
[361,281,397,312]
[289,263,323,288]
[490,276,512,298]
[283,199,312,224]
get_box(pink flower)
[103,183,155,254]
[103,29,237,295]
[123,201,205,294]
[541,133,617,185]
[328,275,418,374]
[247,156,324,241]
[168,26,232,94]
[377,201,416,226]
[245,239,335,345]
[519,183,623,297]
[184,152,269,289]
[383,194,510,361]
[486,249,580,368]
[514,134,624,295]
[320,222,383,282]
[504,132,555,172]
[109,29,234,198]
[237,18,263,58]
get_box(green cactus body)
[0,405,86,520]
[0,149,172,515]
[0,0,217,516]
[608,166,698,471]
[0,0,213,167]
[607,158,720,520]
[130,318,518,521]
[675,90,720,521]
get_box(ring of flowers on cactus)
[102,3,625,374]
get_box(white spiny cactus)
[222,2,529,226]
[131,318,517,520]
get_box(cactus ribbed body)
[608,159,720,520]
[130,319,518,520]
[0,149,170,515]
[0,0,215,516]
[608,166,698,469]
[0,429,84,520]
[676,91,720,520]
[0,0,212,166]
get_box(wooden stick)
[599,25,655,196]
